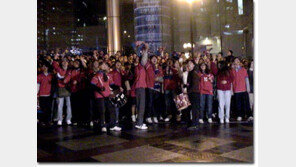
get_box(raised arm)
[140,43,149,66]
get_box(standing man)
[133,42,149,130]
[37,64,53,125]
[145,55,163,124]
[187,60,201,129]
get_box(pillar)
[107,0,121,56]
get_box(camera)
[139,43,146,51]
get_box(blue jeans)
[57,96,72,122]
[200,94,213,119]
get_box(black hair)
[228,50,233,55]
[150,55,157,60]
[199,63,210,74]
[218,61,230,76]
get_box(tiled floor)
[37,122,254,163]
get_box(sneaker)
[199,119,204,124]
[101,127,107,132]
[66,120,72,125]
[164,117,170,122]
[146,117,153,124]
[225,118,230,123]
[110,126,122,131]
[237,117,242,121]
[73,122,77,126]
[220,119,224,124]
[90,121,94,127]
[247,116,253,121]
[135,125,148,130]
[159,116,164,121]
[188,126,198,130]
[131,115,136,122]
[208,118,213,123]
[142,123,147,128]
[165,115,172,122]
[57,120,62,126]
[153,117,158,123]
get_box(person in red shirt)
[145,55,164,124]
[52,57,72,126]
[110,61,124,125]
[133,42,149,130]
[86,60,100,127]
[37,64,53,125]
[163,59,180,122]
[122,62,137,122]
[216,61,233,123]
[67,59,86,126]
[230,57,251,121]
[198,63,214,124]
[91,61,121,132]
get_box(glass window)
[238,0,244,15]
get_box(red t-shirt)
[66,69,86,93]
[52,61,70,88]
[164,68,179,90]
[145,62,156,89]
[198,72,214,95]
[110,69,122,87]
[217,73,232,91]
[37,73,53,96]
[91,72,114,98]
[231,67,248,93]
[134,64,147,89]
[210,62,218,76]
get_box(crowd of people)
[37,42,254,132]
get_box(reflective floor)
[37,121,253,163]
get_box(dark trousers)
[234,91,251,118]
[164,90,177,118]
[146,89,161,118]
[200,94,213,119]
[136,88,146,126]
[88,92,96,122]
[96,98,116,128]
[39,96,52,123]
[188,92,200,126]
[71,91,82,123]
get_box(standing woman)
[247,60,254,121]
[109,61,124,125]
[86,60,100,126]
[91,61,121,132]
[52,56,72,126]
[163,59,180,122]
[198,63,214,123]
[217,61,232,123]
[231,57,251,121]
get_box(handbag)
[57,87,71,97]
[174,93,191,111]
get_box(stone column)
[107,0,121,56]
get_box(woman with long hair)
[217,61,232,123]
[198,63,214,123]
